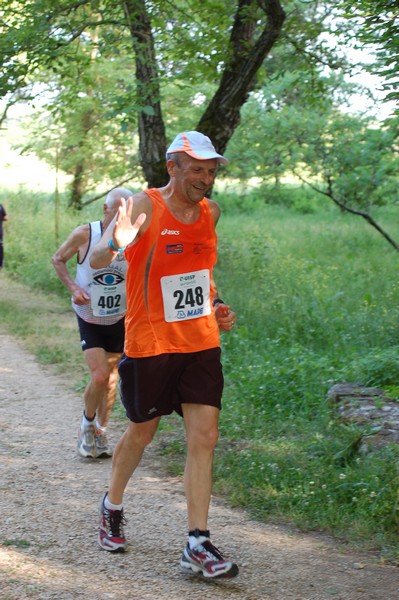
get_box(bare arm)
[208,198,221,226]
[90,195,149,269]
[51,224,90,305]
[210,274,237,332]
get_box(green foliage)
[293,113,399,210]
[3,0,396,207]
[345,348,399,388]
[336,0,399,104]
[215,435,399,549]
[1,188,105,287]
[215,183,324,216]
[227,75,399,211]
[2,539,31,548]
[214,203,399,559]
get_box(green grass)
[2,539,31,548]
[1,187,399,561]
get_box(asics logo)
[161,228,180,236]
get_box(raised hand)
[112,197,147,249]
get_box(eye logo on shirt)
[93,272,124,286]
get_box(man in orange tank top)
[90,132,239,579]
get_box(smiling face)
[167,152,218,205]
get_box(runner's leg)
[83,347,112,419]
[97,352,120,427]
[107,418,161,505]
[181,403,219,530]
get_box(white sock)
[189,534,209,549]
[81,413,95,430]
[95,420,106,434]
[104,494,123,511]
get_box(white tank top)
[72,221,128,325]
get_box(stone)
[327,382,399,451]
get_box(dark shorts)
[76,315,125,353]
[118,347,224,423]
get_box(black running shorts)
[76,315,125,353]
[118,347,224,423]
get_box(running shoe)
[98,493,127,552]
[77,425,96,458]
[95,430,113,458]
[180,540,239,579]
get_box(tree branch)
[286,36,348,70]
[80,176,137,207]
[0,98,19,129]
[50,19,123,48]
[197,0,285,153]
[293,170,399,252]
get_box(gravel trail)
[0,330,398,599]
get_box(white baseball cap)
[166,131,228,165]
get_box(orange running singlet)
[123,188,221,357]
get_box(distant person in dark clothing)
[0,203,8,269]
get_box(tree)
[1,0,142,206]
[20,35,141,208]
[196,0,285,151]
[290,111,399,251]
[225,55,399,251]
[1,0,286,200]
[336,0,399,107]
[3,0,393,208]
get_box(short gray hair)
[105,187,133,209]
[166,152,181,166]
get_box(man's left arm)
[211,275,236,332]
[208,199,237,331]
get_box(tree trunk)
[123,0,285,186]
[197,0,285,155]
[69,162,85,210]
[68,29,100,209]
[122,0,168,188]
[68,109,95,209]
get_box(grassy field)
[1,187,399,561]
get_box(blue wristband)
[108,238,126,253]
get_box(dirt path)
[0,330,398,600]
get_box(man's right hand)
[90,195,148,269]
[112,197,147,250]
[72,287,90,305]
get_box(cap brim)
[184,149,229,165]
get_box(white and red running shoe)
[98,493,127,552]
[95,431,113,458]
[180,540,239,578]
[77,425,96,458]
